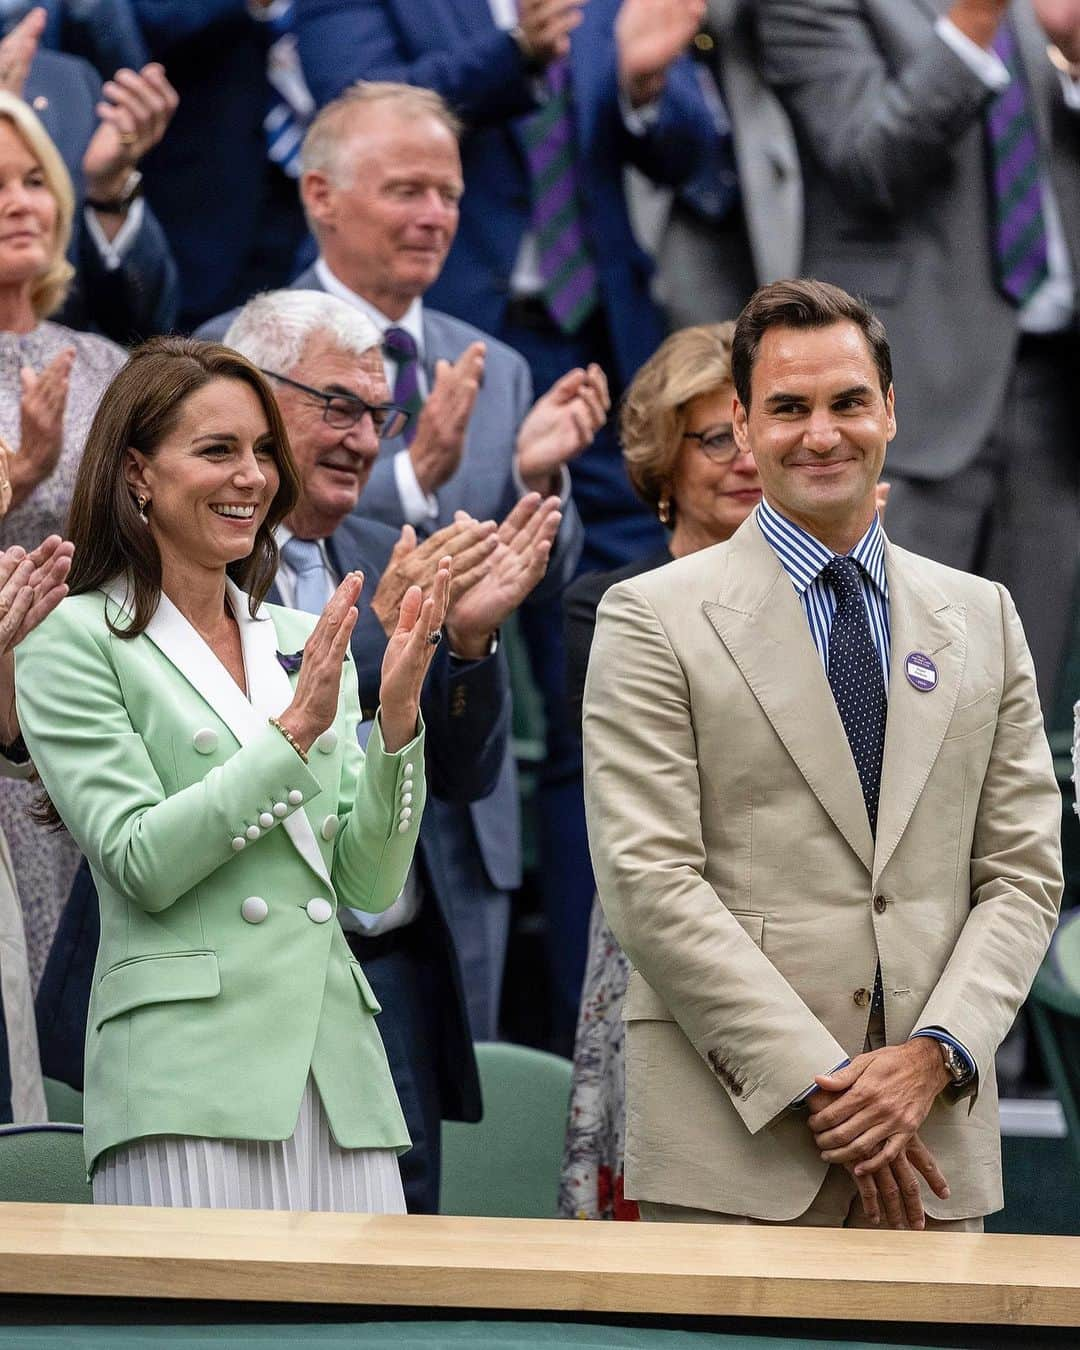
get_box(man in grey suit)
[202,80,600,1040]
[758,0,1080,707]
[632,0,803,328]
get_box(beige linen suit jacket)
[582,515,1062,1221]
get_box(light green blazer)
[16,579,424,1174]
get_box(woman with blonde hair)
[0,91,126,987]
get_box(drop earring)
[657,491,672,526]
[137,494,149,524]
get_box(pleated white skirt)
[92,1073,406,1213]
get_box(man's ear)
[732,395,751,456]
[123,447,149,495]
[301,170,334,231]
[884,384,897,442]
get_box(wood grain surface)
[0,1205,1077,1326]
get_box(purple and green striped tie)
[987,21,1050,307]
[521,59,600,334]
[383,326,422,446]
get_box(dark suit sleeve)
[422,647,510,804]
[615,54,719,187]
[758,0,995,214]
[132,0,250,51]
[75,204,181,342]
[294,0,539,123]
[563,571,604,739]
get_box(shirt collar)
[756,498,888,601]
[313,258,426,360]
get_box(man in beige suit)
[582,279,1062,1231]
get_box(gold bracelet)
[269,716,309,763]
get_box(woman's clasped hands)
[277,558,452,757]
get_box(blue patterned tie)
[280,536,327,615]
[823,557,886,836]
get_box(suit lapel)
[872,545,966,882]
[102,579,334,891]
[701,520,875,872]
[232,583,334,891]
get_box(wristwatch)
[86,169,143,215]
[938,1040,974,1087]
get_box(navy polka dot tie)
[823,556,887,837]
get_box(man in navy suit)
[295,0,714,570]
[226,287,565,1211]
[0,6,180,340]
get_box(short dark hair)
[731,279,893,408]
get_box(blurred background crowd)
[0,0,1076,1229]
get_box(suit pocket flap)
[93,951,220,1030]
[350,962,382,1015]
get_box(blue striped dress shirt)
[755,500,977,1095]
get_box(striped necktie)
[264,1,315,179]
[987,21,1050,306]
[383,327,422,446]
[521,59,600,335]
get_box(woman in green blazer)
[15,337,447,1211]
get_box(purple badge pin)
[905,652,938,693]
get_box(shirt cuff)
[935,16,1010,90]
[82,196,145,271]
[792,1058,850,1108]
[909,1027,977,1083]
[511,457,571,505]
[393,449,439,526]
[618,84,661,134]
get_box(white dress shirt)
[937,16,1077,332]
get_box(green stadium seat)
[1029,910,1080,1179]
[43,1076,84,1123]
[0,1123,91,1203]
[440,1042,572,1218]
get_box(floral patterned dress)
[558,896,639,1220]
[0,322,126,989]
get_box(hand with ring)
[378,555,452,752]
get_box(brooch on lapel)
[276,649,304,676]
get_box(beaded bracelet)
[269,716,309,763]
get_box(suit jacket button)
[273,801,288,818]
[241,896,268,924]
[873,895,888,914]
[315,729,338,754]
[730,1081,743,1097]
[306,897,333,924]
[287,789,304,806]
[245,824,261,841]
[853,987,871,1008]
[193,728,218,754]
[231,836,246,852]
[320,814,339,841]
[258,811,275,829]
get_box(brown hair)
[33,339,300,828]
[731,279,892,409]
[0,90,75,318]
[620,322,735,521]
[65,336,300,636]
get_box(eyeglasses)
[260,370,410,440]
[682,429,741,464]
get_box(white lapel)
[230,583,334,891]
[102,578,334,892]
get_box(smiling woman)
[16,337,448,1211]
[0,91,127,987]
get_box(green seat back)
[0,1124,91,1203]
[440,1042,572,1218]
[43,1076,84,1123]
[1030,911,1080,1178]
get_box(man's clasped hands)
[806,1035,959,1230]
